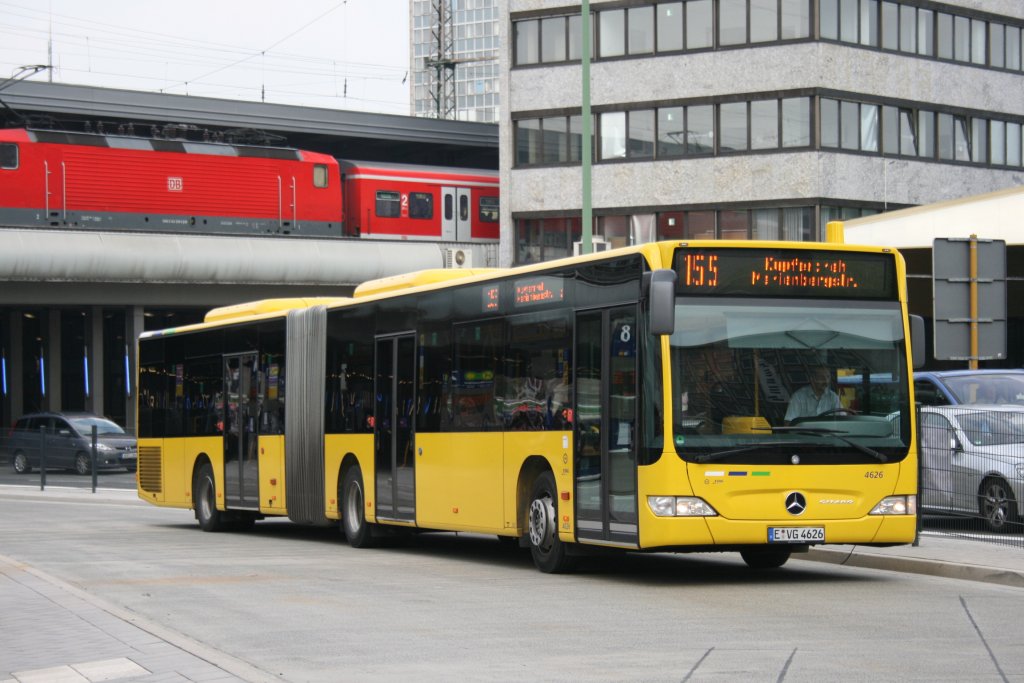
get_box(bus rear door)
[223,353,261,509]
[373,333,417,522]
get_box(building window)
[542,116,568,164]
[600,112,627,159]
[628,109,655,158]
[628,6,655,55]
[515,19,539,65]
[657,3,684,51]
[750,100,778,150]
[719,0,747,46]
[751,0,778,43]
[599,9,626,58]
[541,16,567,62]
[515,118,541,165]
[687,0,714,49]
[658,106,685,157]
[782,97,811,147]
[719,102,748,152]
[781,0,810,39]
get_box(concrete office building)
[500,0,1024,266]
[411,0,501,121]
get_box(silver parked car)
[4,412,137,475]
[920,405,1024,532]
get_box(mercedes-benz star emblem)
[785,492,807,516]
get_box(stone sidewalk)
[0,553,275,683]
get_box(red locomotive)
[0,128,499,242]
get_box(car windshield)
[69,416,126,436]
[944,374,1024,405]
[668,298,911,464]
[957,410,1024,447]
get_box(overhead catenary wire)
[0,0,410,112]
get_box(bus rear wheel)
[740,547,792,569]
[527,472,575,573]
[342,465,375,548]
[194,463,224,532]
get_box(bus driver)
[785,366,842,425]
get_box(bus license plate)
[768,527,824,543]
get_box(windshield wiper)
[769,426,888,463]
[692,441,808,464]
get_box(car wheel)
[194,463,224,532]
[527,471,575,573]
[12,451,31,474]
[341,465,375,548]
[978,477,1018,533]
[741,547,792,569]
[74,452,91,476]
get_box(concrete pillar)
[89,306,104,418]
[125,305,145,435]
[47,310,61,412]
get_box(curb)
[801,546,1024,589]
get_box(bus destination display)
[674,248,896,299]
[513,276,565,308]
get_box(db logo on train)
[167,177,184,192]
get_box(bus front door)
[441,187,472,241]
[574,307,639,546]
[374,334,416,522]
[223,353,261,509]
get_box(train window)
[459,194,470,221]
[409,192,433,219]
[445,194,454,220]
[313,164,329,188]
[0,143,17,169]
[479,196,499,223]
[376,191,401,218]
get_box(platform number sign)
[167,177,183,192]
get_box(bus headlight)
[870,495,917,515]
[648,496,718,517]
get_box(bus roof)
[353,268,503,298]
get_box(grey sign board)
[932,237,1006,361]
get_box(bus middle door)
[574,307,639,546]
[373,333,417,523]
[223,353,261,510]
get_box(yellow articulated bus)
[137,237,924,573]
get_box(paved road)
[2,488,1023,681]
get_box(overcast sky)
[0,0,411,115]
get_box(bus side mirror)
[648,269,676,336]
[910,314,925,369]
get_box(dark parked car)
[4,412,137,475]
[914,370,1024,407]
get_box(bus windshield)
[668,298,911,464]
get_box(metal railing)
[920,407,1024,548]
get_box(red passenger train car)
[0,128,499,242]
[338,159,499,241]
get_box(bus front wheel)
[527,472,575,573]
[740,547,791,569]
[342,465,375,548]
